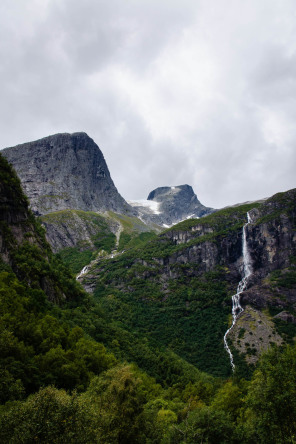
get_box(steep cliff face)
[2,132,133,216]
[0,153,83,303]
[0,154,43,264]
[248,191,296,280]
[40,210,119,254]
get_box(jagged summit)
[2,132,133,216]
[129,184,214,226]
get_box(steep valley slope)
[2,132,163,269]
[2,132,296,378]
[80,189,296,377]
[0,150,216,391]
[2,151,296,443]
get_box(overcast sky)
[1,0,296,208]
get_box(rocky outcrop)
[40,210,121,253]
[247,206,296,280]
[148,185,212,219]
[85,189,296,292]
[129,184,214,226]
[228,306,283,365]
[2,132,133,216]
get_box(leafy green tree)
[0,386,100,443]
[82,363,161,443]
[169,405,234,443]
[244,345,296,443]
[211,381,244,421]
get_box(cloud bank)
[1,0,296,207]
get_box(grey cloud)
[0,0,295,209]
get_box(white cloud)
[0,0,295,207]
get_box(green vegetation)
[118,230,156,251]
[57,247,94,274]
[107,210,157,233]
[94,267,232,377]
[42,209,157,273]
[83,203,265,378]
[170,202,261,232]
[255,188,296,225]
[268,260,296,343]
[2,261,296,443]
[2,154,296,442]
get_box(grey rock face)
[40,210,120,254]
[130,184,214,226]
[2,132,133,216]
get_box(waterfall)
[76,265,89,280]
[224,212,253,370]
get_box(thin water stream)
[224,212,253,370]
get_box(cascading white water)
[76,265,89,280]
[224,212,253,370]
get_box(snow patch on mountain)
[128,199,161,215]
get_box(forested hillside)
[81,191,296,378]
[1,153,296,443]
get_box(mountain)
[129,184,213,226]
[2,131,295,374]
[2,133,215,271]
[80,188,296,376]
[1,151,296,443]
[2,132,133,216]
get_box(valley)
[0,132,296,443]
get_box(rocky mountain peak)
[147,184,197,202]
[148,184,213,223]
[2,132,133,216]
[129,184,214,226]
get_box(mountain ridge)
[2,132,134,216]
[1,144,296,443]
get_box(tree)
[244,345,296,443]
[0,386,100,443]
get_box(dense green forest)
[1,265,296,443]
[1,153,296,443]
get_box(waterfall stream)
[224,212,253,370]
[76,265,89,280]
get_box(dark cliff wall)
[158,190,296,284]
[2,132,133,216]
[0,153,82,303]
[248,191,296,279]
[0,154,38,263]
